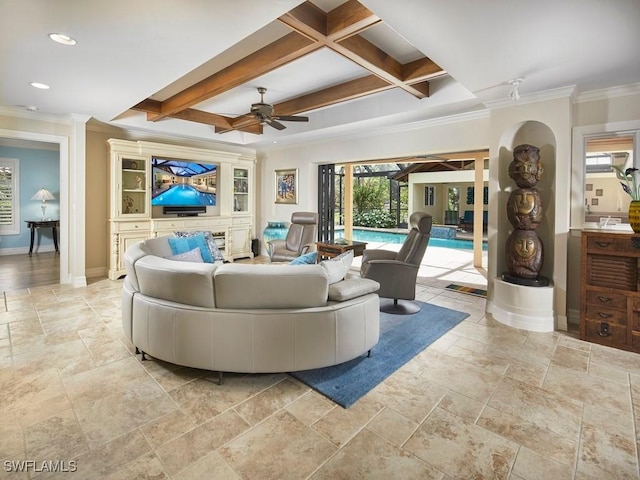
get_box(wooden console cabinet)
[580,230,640,353]
[107,139,255,280]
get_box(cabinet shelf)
[233,168,250,213]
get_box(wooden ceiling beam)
[280,1,434,99]
[172,110,263,135]
[278,2,327,40]
[402,57,448,83]
[274,74,392,115]
[132,98,162,114]
[148,32,320,121]
[216,74,392,134]
[335,36,430,99]
[336,35,402,80]
[132,99,262,134]
[133,0,448,135]
[279,1,380,42]
[326,0,381,40]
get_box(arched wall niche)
[497,120,557,282]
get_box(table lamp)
[31,188,55,220]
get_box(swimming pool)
[336,228,487,250]
[152,184,216,206]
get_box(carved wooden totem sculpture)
[504,144,548,286]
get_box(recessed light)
[29,82,50,90]
[48,33,77,46]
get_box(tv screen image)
[151,158,217,207]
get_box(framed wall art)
[275,168,298,204]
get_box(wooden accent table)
[25,220,59,256]
[316,239,367,262]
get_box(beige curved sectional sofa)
[122,236,380,379]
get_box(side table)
[316,239,367,262]
[25,220,60,256]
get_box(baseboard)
[86,266,107,279]
[0,245,56,255]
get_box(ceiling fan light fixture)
[248,87,308,131]
[48,33,77,46]
[508,77,524,101]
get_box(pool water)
[152,184,216,206]
[337,228,487,251]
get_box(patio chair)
[360,211,432,314]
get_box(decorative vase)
[629,201,640,233]
[263,221,288,248]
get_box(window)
[0,158,20,234]
[585,153,613,173]
[424,186,435,206]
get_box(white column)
[68,114,90,287]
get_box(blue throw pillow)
[174,230,224,261]
[168,234,213,263]
[289,251,318,265]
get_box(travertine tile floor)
[1,249,640,479]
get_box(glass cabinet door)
[233,168,249,212]
[121,157,148,216]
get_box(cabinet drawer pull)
[598,322,611,337]
[598,312,613,318]
[597,296,612,303]
[595,241,611,247]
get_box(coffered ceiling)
[1,0,639,149]
[131,0,447,138]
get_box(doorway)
[0,132,66,289]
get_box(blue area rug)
[290,301,469,408]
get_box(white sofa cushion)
[214,264,328,309]
[320,249,354,284]
[328,277,380,302]
[135,255,218,308]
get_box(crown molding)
[484,85,577,110]
[0,106,74,125]
[86,119,257,157]
[574,82,640,103]
[259,109,490,152]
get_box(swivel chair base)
[380,297,421,315]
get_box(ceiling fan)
[249,87,309,131]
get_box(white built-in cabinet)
[107,139,255,280]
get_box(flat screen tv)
[151,158,217,213]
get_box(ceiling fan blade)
[266,118,286,130]
[274,115,309,122]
